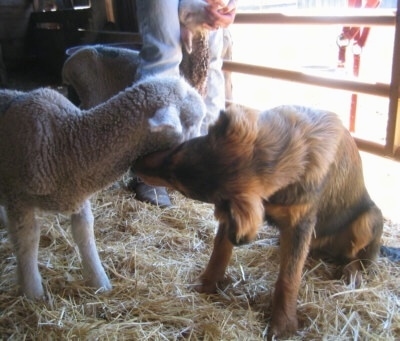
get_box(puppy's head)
[134,133,218,203]
[134,105,256,200]
[134,105,265,245]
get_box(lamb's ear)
[149,106,183,134]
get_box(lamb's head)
[136,76,206,155]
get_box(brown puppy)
[133,104,383,338]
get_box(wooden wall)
[0,0,33,67]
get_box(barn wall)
[0,0,33,68]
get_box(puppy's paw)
[268,313,298,340]
[342,266,362,288]
[192,275,218,294]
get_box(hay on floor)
[0,181,399,340]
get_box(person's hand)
[203,0,237,30]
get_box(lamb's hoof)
[20,285,45,300]
[87,277,112,293]
[129,180,171,208]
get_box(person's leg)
[132,0,183,207]
[201,29,226,135]
[135,0,182,79]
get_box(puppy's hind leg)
[341,204,383,287]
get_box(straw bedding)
[0,178,399,340]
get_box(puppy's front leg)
[269,216,315,339]
[194,222,233,293]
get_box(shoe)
[128,178,172,208]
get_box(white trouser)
[135,0,182,79]
[135,0,226,134]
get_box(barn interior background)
[0,0,399,339]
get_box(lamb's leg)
[7,205,43,299]
[71,199,111,291]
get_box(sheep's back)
[62,46,140,108]
[0,88,81,197]
[0,89,24,115]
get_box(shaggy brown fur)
[133,104,383,339]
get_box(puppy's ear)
[209,110,230,135]
[209,106,259,156]
[215,194,264,246]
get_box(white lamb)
[63,46,141,109]
[0,76,206,299]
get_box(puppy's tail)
[380,245,400,262]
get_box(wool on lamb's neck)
[63,85,184,192]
